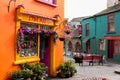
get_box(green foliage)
[22,69,33,78]
[11,69,24,79]
[10,62,48,80]
[19,62,32,70]
[56,60,77,78]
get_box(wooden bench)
[79,55,103,66]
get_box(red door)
[108,40,114,58]
[86,40,90,54]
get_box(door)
[108,40,114,58]
[40,36,51,74]
[86,40,90,54]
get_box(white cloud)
[65,0,107,21]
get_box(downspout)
[93,16,97,54]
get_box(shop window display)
[17,24,38,57]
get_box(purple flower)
[20,28,24,38]
[17,40,22,51]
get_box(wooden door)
[108,40,114,58]
[86,40,90,54]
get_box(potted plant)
[59,35,65,41]
[22,69,33,80]
[10,70,24,80]
[56,60,77,78]
[32,63,48,80]
[73,54,83,63]
[64,29,71,34]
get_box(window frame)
[108,14,115,32]
[78,25,82,34]
[68,41,73,51]
[99,39,105,51]
[114,40,120,54]
[86,23,89,36]
[15,23,40,64]
[36,0,57,7]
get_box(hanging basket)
[65,31,70,34]
[59,37,65,41]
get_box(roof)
[83,3,120,20]
[95,3,120,16]
[70,17,88,22]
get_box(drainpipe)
[93,16,97,54]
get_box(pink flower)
[17,40,22,51]
[20,28,24,38]
[16,4,25,9]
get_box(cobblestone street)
[49,56,120,80]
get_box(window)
[68,41,73,51]
[36,0,56,6]
[99,39,105,50]
[44,0,53,3]
[114,40,120,54]
[86,23,89,36]
[17,24,38,57]
[78,25,82,34]
[108,14,115,32]
[75,42,81,52]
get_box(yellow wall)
[0,0,64,79]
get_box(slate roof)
[83,3,120,20]
[95,3,120,16]
[71,17,87,22]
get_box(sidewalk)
[49,56,120,80]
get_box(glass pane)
[17,23,38,57]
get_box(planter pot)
[65,73,71,78]
[59,37,65,41]
[74,57,80,63]
[65,31,70,34]
[12,78,24,80]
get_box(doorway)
[40,35,51,75]
[108,40,114,58]
[86,40,90,54]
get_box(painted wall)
[95,15,108,57]
[0,0,64,79]
[81,18,96,53]
[81,11,120,62]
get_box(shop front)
[104,36,120,62]
[15,6,58,75]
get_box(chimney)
[107,0,119,7]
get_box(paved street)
[49,56,120,80]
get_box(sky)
[65,0,107,21]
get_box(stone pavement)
[49,56,120,80]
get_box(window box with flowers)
[64,28,71,35]
[59,37,65,41]
[15,24,58,64]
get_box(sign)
[17,13,54,26]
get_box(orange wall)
[0,0,64,79]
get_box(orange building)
[0,0,64,79]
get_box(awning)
[104,36,120,40]
[82,37,89,43]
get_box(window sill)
[36,0,57,7]
[14,58,40,64]
[107,32,116,34]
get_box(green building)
[81,3,120,62]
